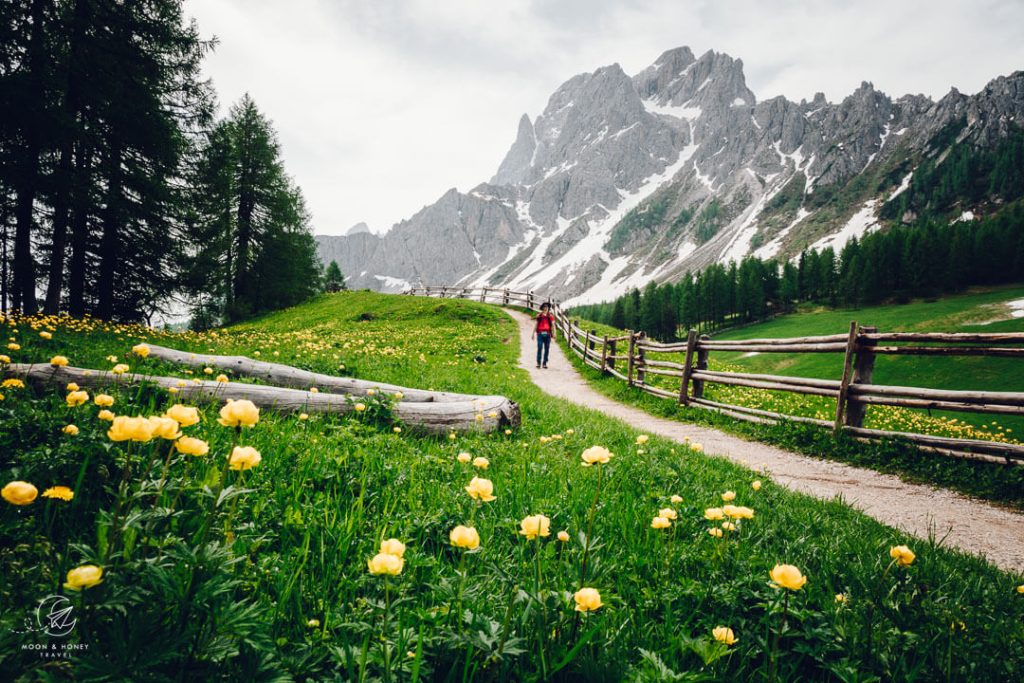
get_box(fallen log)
[5,363,520,435]
[145,344,474,403]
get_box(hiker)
[532,303,555,368]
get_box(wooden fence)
[405,285,1024,463]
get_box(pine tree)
[324,260,346,291]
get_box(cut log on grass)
[5,363,520,434]
[144,344,475,403]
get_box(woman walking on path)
[532,303,555,368]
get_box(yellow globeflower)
[721,491,736,502]
[1016,585,1024,594]
[50,355,69,367]
[769,564,807,591]
[66,382,79,391]
[217,399,260,427]
[752,480,762,491]
[165,404,200,427]
[0,354,10,363]
[519,514,551,540]
[708,527,723,538]
[111,363,129,375]
[216,374,229,383]
[704,507,724,521]
[354,403,366,412]
[299,413,309,421]
[580,445,612,467]
[64,565,103,591]
[97,409,115,421]
[2,480,38,505]
[63,424,79,436]
[449,525,480,550]
[40,331,52,340]
[651,516,671,529]
[889,545,916,567]
[42,486,74,501]
[132,343,150,358]
[380,538,406,558]
[573,587,603,612]
[203,367,213,375]
[66,390,89,407]
[658,507,677,520]
[7,343,20,351]
[2,378,24,389]
[465,476,496,502]
[472,457,489,469]
[457,452,471,464]
[148,416,182,440]
[108,416,156,442]
[670,494,683,504]
[712,626,737,645]
[228,446,262,470]
[557,530,570,542]
[367,552,404,575]
[835,593,848,604]
[94,394,114,407]
[175,436,209,456]
[635,434,649,445]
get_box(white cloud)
[183,0,1024,236]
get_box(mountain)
[316,47,1024,304]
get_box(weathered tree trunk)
[95,141,122,319]
[67,143,92,317]
[5,363,520,434]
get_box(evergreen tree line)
[0,0,322,325]
[571,203,1024,341]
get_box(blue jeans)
[536,332,551,366]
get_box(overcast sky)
[182,0,1024,237]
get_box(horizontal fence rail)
[404,285,1024,464]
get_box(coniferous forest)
[0,0,322,326]
[572,202,1024,341]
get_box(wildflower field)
[2,291,1023,681]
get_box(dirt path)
[508,309,1024,574]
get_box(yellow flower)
[539,436,550,444]
[366,389,375,396]
[307,619,320,628]
[573,587,603,612]
[2,378,24,389]
[354,403,366,412]
[228,446,261,470]
[658,507,677,520]
[721,491,736,502]
[299,413,309,420]
[708,527,723,538]
[835,593,848,604]
[465,476,496,502]
[472,456,489,469]
[722,521,736,531]
[691,443,704,453]
[165,404,200,427]
[218,399,260,427]
[457,452,472,464]
[108,416,156,442]
[635,434,649,445]
[557,530,570,542]
[712,626,737,645]
[367,551,404,575]
[393,426,402,433]
[2,480,38,505]
[203,367,213,375]
[651,516,671,529]
[97,409,115,421]
[42,486,74,501]
[566,428,575,435]
[94,393,114,407]
[448,432,456,441]
[487,410,498,418]
[475,414,484,423]
[380,538,406,557]
[111,363,129,375]
[40,331,52,340]
[519,514,551,540]
[132,343,150,357]
[450,525,480,550]
[50,355,69,367]
[63,424,79,436]
[1017,585,1024,594]
[64,565,103,591]
[889,545,916,567]
[670,494,683,504]
[770,564,807,591]
[66,382,79,391]
[504,429,512,435]
[704,507,724,521]
[752,480,762,491]
[393,392,403,400]
[175,436,209,456]
[0,354,9,363]
[309,386,318,393]
[580,445,612,467]
[216,374,229,383]
[7,343,20,351]
[148,416,182,440]
[66,390,89,407]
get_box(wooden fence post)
[834,321,859,431]
[636,332,647,385]
[600,335,609,373]
[440,286,447,298]
[679,329,698,405]
[607,338,617,370]
[480,288,486,303]
[503,289,509,305]
[844,325,877,429]
[588,329,597,356]
[692,334,710,398]
[626,331,636,387]
[528,291,535,310]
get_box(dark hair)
[540,302,551,311]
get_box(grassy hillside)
[2,292,1023,681]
